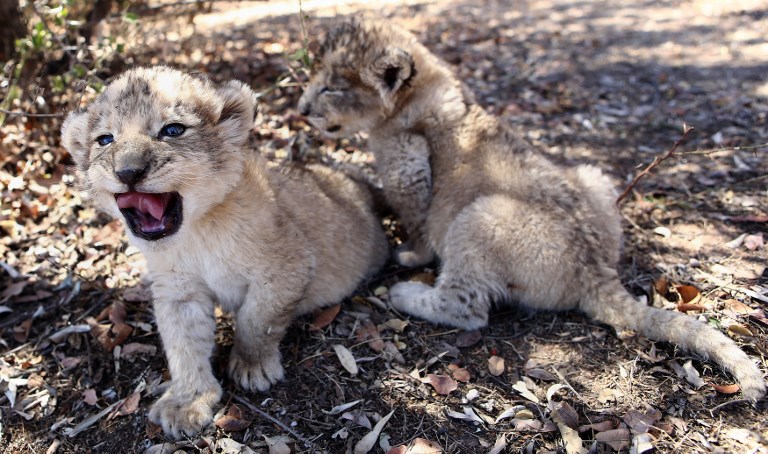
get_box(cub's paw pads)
[148,389,219,439]
[389,281,433,311]
[394,244,434,268]
[228,349,285,393]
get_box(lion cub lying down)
[62,66,388,437]
[298,21,766,401]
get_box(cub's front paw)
[148,385,221,439]
[388,281,433,311]
[394,244,434,268]
[228,347,285,393]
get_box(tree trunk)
[0,0,26,61]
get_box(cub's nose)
[115,165,148,186]
[298,99,311,117]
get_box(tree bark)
[0,0,26,61]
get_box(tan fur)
[298,21,766,402]
[62,66,388,438]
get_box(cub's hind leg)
[389,195,581,329]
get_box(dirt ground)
[1,0,767,452]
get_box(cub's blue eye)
[96,134,114,146]
[159,123,186,138]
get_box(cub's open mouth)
[115,191,182,241]
[326,125,342,133]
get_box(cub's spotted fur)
[298,21,766,401]
[63,66,388,437]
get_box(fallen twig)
[616,125,695,206]
[0,108,64,118]
[231,393,319,451]
[676,142,768,156]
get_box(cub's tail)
[581,279,766,402]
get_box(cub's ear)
[362,47,415,110]
[60,109,90,168]
[215,80,259,147]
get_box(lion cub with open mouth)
[62,66,388,438]
[298,21,766,402]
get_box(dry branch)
[616,125,695,206]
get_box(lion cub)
[62,66,388,437]
[298,21,766,401]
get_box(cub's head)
[297,20,419,138]
[61,66,257,248]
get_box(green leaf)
[72,64,87,78]
[124,12,139,23]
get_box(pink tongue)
[116,192,170,220]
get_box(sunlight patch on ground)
[193,0,435,29]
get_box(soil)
[1,0,767,453]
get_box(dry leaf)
[311,304,341,330]
[551,402,579,430]
[354,410,394,454]
[726,233,748,249]
[388,438,444,454]
[723,299,755,316]
[82,389,98,406]
[109,301,128,325]
[455,330,482,348]
[356,320,385,352]
[341,411,371,429]
[120,342,158,360]
[333,344,359,376]
[59,356,82,369]
[215,404,250,431]
[653,276,669,297]
[382,318,409,333]
[512,381,540,403]
[13,318,33,343]
[595,428,631,451]
[89,317,134,352]
[727,324,753,337]
[118,391,141,416]
[728,215,768,223]
[513,419,544,431]
[676,285,701,305]
[677,303,706,313]
[681,360,705,389]
[263,435,291,454]
[526,368,557,381]
[49,324,91,343]
[1,280,27,302]
[578,420,615,433]
[324,400,361,415]
[744,233,764,251]
[422,374,458,395]
[712,383,741,394]
[488,356,505,376]
[653,226,671,238]
[214,438,257,454]
[551,402,585,454]
[487,434,507,454]
[447,364,470,383]
[623,409,661,434]
[632,433,654,454]
[493,405,527,424]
